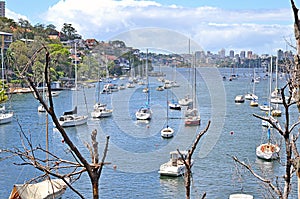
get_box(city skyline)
[3,0,297,55]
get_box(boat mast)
[146,49,150,107]
[1,37,4,92]
[268,56,273,142]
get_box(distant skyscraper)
[0,1,5,17]
[229,50,234,59]
[247,51,253,59]
[219,48,225,58]
[240,51,245,59]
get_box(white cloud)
[43,0,295,55]
[6,9,29,22]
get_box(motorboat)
[178,95,193,106]
[158,151,193,177]
[234,95,245,103]
[169,100,181,110]
[91,103,113,118]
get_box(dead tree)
[178,120,210,199]
[2,46,110,199]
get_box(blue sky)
[5,0,296,55]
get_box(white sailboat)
[256,127,280,160]
[58,42,88,127]
[185,55,200,126]
[271,58,282,117]
[91,81,113,118]
[245,68,258,101]
[136,49,152,120]
[161,90,174,138]
[158,150,194,177]
[168,66,181,110]
[0,46,13,124]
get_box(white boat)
[256,59,280,161]
[169,99,181,110]
[58,43,88,127]
[259,103,273,111]
[245,93,258,100]
[38,104,46,112]
[0,48,13,124]
[156,85,164,91]
[229,193,254,199]
[9,102,69,199]
[0,109,13,124]
[126,82,135,88]
[161,126,174,138]
[91,102,113,118]
[234,95,245,103]
[9,178,69,199]
[184,55,200,126]
[178,95,193,106]
[136,106,152,120]
[159,151,193,177]
[136,49,152,120]
[250,99,258,107]
[58,106,88,127]
[91,81,113,118]
[245,68,259,101]
[161,90,174,138]
[256,141,280,160]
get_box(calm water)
[0,67,298,198]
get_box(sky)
[4,0,297,55]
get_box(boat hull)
[91,110,113,118]
[0,112,13,124]
[58,115,88,127]
[161,127,174,138]
[185,116,200,126]
[256,143,280,160]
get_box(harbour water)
[0,66,298,198]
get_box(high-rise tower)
[0,1,5,17]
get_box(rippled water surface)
[0,67,298,198]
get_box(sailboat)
[185,54,200,126]
[136,49,152,120]
[0,46,13,124]
[256,127,280,160]
[9,101,69,199]
[38,76,46,112]
[58,42,88,127]
[161,90,174,138]
[168,66,181,110]
[271,57,282,117]
[245,68,258,101]
[91,79,113,118]
[179,39,193,107]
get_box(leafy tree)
[61,23,81,41]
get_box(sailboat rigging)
[184,53,200,126]
[161,89,174,138]
[0,43,13,124]
[91,72,113,118]
[256,56,280,160]
[58,42,88,127]
[135,49,152,120]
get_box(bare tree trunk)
[178,121,210,199]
